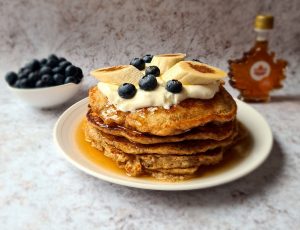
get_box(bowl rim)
[6,81,82,92]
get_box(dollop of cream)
[97,79,220,112]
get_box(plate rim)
[53,97,273,191]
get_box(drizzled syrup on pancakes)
[75,118,252,181]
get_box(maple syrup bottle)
[228,15,287,102]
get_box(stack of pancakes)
[85,86,238,180]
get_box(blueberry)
[26,59,40,71]
[24,63,31,70]
[48,54,58,61]
[65,76,77,84]
[26,80,36,88]
[39,66,53,76]
[166,80,182,93]
[40,58,47,65]
[130,58,145,70]
[23,68,31,74]
[41,74,55,86]
[52,66,64,75]
[5,72,18,86]
[118,83,137,99]
[14,79,22,88]
[145,66,160,77]
[28,72,40,86]
[19,78,29,88]
[139,74,157,91]
[47,58,59,68]
[77,67,83,74]
[53,74,65,85]
[65,65,78,76]
[59,57,66,62]
[18,68,31,79]
[142,54,153,63]
[17,73,27,80]
[35,80,46,88]
[75,67,83,82]
[59,61,72,69]
[18,67,26,74]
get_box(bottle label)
[250,61,271,81]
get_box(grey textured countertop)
[0,1,299,229]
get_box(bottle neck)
[254,28,270,41]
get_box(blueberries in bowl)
[41,74,55,86]
[52,66,64,75]
[39,66,53,76]
[27,72,39,87]
[5,54,84,89]
[19,78,29,88]
[18,68,31,79]
[46,58,59,68]
[76,67,83,81]
[35,80,46,88]
[53,74,65,85]
[26,59,40,71]
[59,61,72,69]
[5,72,18,85]
[65,65,78,76]
[28,72,39,82]
[65,76,77,84]
[40,58,47,65]
[59,57,66,62]
[48,54,59,61]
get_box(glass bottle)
[228,15,287,102]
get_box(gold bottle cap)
[254,15,274,30]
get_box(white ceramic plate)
[54,98,273,191]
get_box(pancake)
[89,85,237,136]
[85,127,223,176]
[85,121,237,155]
[145,170,196,181]
[87,110,236,144]
[139,148,223,169]
[147,166,200,180]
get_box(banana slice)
[150,53,186,74]
[161,61,227,85]
[90,65,144,85]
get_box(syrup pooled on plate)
[75,118,125,175]
[76,118,252,180]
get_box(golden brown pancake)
[145,170,197,181]
[85,126,223,177]
[89,86,237,136]
[87,110,236,144]
[85,121,237,155]
[139,149,223,169]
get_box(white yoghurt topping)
[97,78,220,112]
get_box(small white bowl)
[7,81,82,108]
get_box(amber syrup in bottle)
[228,15,287,102]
